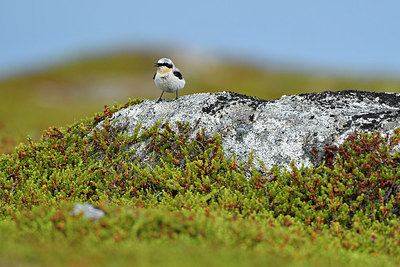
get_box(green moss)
[1,98,400,266]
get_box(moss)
[1,98,400,265]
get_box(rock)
[72,204,105,221]
[94,90,400,170]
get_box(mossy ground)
[1,99,400,266]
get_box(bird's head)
[154,58,175,73]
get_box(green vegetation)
[1,52,400,153]
[1,99,400,266]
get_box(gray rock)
[72,204,105,221]
[93,90,400,170]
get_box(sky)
[1,0,400,78]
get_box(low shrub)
[1,98,399,265]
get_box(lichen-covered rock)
[94,90,400,169]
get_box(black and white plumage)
[153,58,185,102]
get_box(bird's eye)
[158,63,173,68]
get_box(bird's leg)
[175,91,178,100]
[157,91,165,103]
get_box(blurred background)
[1,0,400,153]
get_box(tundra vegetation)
[1,99,400,266]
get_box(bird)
[153,58,185,102]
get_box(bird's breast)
[157,68,173,75]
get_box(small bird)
[153,58,185,102]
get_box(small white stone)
[72,204,105,221]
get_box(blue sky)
[1,0,400,78]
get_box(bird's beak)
[154,63,160,67]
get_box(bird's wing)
[173,69,183,80]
